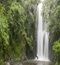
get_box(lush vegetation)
[53,38,60,65]
[43,0,60,65]
[0,0,60,65]
[0,0,40,64]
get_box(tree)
[53,38,60,65]
[0,3,9,62]
[0,0,26,63]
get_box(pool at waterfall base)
[22,60,53,65]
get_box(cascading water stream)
[36,0,49,61]
[37,3,43,60]
[44,32,49,60]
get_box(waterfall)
[36,1,49,61]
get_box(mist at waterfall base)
[35,2,49,61]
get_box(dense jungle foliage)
[43,0,60,65]
[0,0,60,65]
[0,0,40,64]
